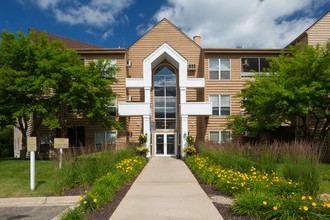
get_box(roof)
[203,48,284,54]
[129,18,201,49]
[28,28,102,49]
[286,10,330,48]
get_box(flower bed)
[186,155,330,219]
[62,156,147,219]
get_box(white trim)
[208,58,231,80]
[154,133,176,156]
[208,94,231,116]
[209,131,232,143]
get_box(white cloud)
[147,0,325,48]
[28,0,134,39]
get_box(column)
[143,115,151,157]
[181,115,188,157]
[144,87,151,103]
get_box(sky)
[1,0,330,49]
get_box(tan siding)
[128,19,201,80]
[307,12,330,46]
[203,53,280,142]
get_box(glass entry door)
[155,133,176,156]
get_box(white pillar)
[181,115,188,157]
[143,115,151,157]
[144,87,151,103]
[30,151,35,191]
[180,87,186,104]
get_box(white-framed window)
[93,59,117,78]
[241,57,270,77]
[209,95,230,116]
[209,58,230,80]
[209,131,231,143]
[108,97,117,116]
[94,131,117,149]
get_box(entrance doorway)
[155,133,176,156]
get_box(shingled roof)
[29,28,102,49]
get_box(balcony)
[118,102,150,116]
[181,102,212,115]
[186,78,205,88]
[126,78,144,88]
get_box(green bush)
[0,149,9,158]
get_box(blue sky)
[1,0,330,49]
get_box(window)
[209,58,230,80]
[94,131,117,149]
[209,95,230,116]
[241,58,270,77]
[93,59,117,78]
[154,65,177,129]
[209,131,231,143]
[108,97,117,116]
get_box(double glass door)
[155,133,176,156]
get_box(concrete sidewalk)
[110,157,224,220]
[0,196,79,220]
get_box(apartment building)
[14,11,330,158]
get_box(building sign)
[54,138,69,149]
[27,137,37,152]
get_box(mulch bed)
[59,160,251,220]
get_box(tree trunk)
[17,116,29,159]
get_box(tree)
[227,43,330,142]
[0,30,121,156]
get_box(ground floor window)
[94,131,117,149]
[209,131,231,143]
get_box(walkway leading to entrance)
[110,157,224,220]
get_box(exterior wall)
[307,13,330,46]
[203,52,281,142]
[125,19,202,145]
[16,13,330,157]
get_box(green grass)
[0,158,57,197]
[320,163,330,194]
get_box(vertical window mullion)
[218,59,221,80]
[218,95,221,116]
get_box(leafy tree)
[0,30,121,156]
[227,43,330,142]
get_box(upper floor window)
[209,58,230,80]
[93,59,117,78]
[209,95,230,116]
[241,58,270,77]
[108,97,117,116]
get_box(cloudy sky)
[1,0,330,48]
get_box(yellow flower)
[273,205,278,211]
[303,206,308,211]
[301,195,306,200]
[262,201,267,206]
[79,195,83,201]
[312,202,317,207]
[83,200,87,204]
[93,198,97,203]
[308,196,312,200]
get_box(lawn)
[0,158,58,197]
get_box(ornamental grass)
[185,153,330,220]
[61,155,147,219]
